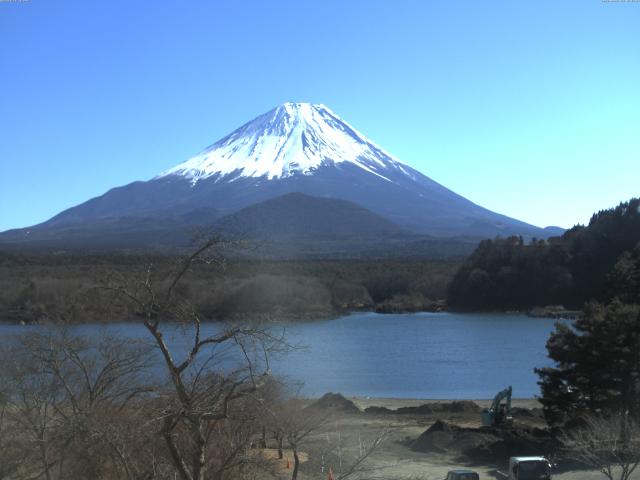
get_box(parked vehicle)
[445,469,480,480]
[507,456,552,480]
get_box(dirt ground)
[267,396,640,480]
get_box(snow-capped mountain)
[159,103,414,184]
[0,102,563,252]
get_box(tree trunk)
[277,436,284,459]
[291,448,300,480]
[162,419,193,480]
[192,422,207,480]
[39,436,53,480]
[260,426,267,449]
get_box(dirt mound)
[512,407,545,420]
[464,427,557,461]
[412,421,556,462]
[426,419,454,433]
[445,401,482,413]
[411,420,457,453]
[371,401,481,416]
[363,406,394,415]
[396,404,439,415]
[412,420,499,455]
[310,393,361,414]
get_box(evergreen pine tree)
[536,302,640,425]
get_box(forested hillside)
[0,254,456,323]
[448,198,640,310]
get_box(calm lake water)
[0,312,563,399]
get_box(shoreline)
[0,306,580,325]
[345,396,542,410]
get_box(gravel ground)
[282,397,640,480]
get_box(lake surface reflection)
[0,312,563,399]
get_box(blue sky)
[1,0,638,231]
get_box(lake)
[0,312,563,399]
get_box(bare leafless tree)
[106,238,289,480]
[255,377,292,460]
[280,398,332,480]
[560,412,640,480]
[0,401,23,479]
[0,345,61,480]
[331,428,389,480]
[256,380,390,480]
[0,329,157,480]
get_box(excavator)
[481,386,513,427]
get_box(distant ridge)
[214,192,406,240]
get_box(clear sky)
[1,0,638,231]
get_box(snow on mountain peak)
[158,102,411,184]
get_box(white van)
[508,456,552,480]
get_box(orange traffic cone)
[327,466,334,480]
[286,457,291,469]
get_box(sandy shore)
[349,396,542,411]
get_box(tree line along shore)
[0,255,454,324]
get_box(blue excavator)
[481,386,513,427]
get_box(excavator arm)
[482,386,513,427]
[490,386,512,412]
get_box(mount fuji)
[0,102,562,253]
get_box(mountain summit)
[158,102,411,183]
[0,102,562,252]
